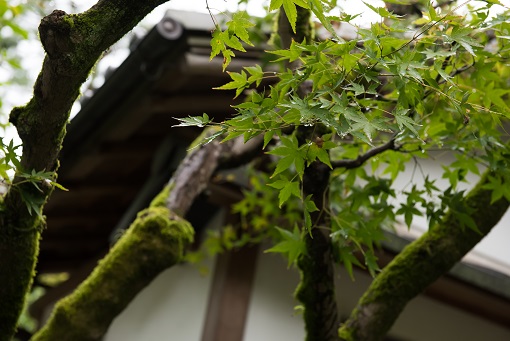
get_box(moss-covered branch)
[338,170,510,341]
[0,198,43,341]
[0,1,170,339]
[31,204,193,341]
[31,129,246,340]
[12,0,168,173]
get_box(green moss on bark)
[295,228,339,341]
[0,186,45,341]
[32,206,194,341]
[278,6,339,340]
[1,1,176,339]
[149,183,173,208]
[0,229,40,341]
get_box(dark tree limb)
[0,1,170,339]
[331,137,399,170]
[167,133,265,215]
[167,137,224,216]
[296,161,340,341]
[277,7,340,340]
[338,170,510,341]
[218,135,264,170]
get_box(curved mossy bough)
[338,170,510,341]
[32,194,194,341]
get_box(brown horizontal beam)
[45,186,139,212]
[58,152,154,181]
[40,238,107,260]
[149,93,240,115]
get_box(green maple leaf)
[394,108,421,137]
[209,12,255,70]
[482,175,510,203]
[265,225,305,267]
[267,135,306,179]
[309,0,337,39]
[363,1,402,19]
[283,97,345,136]
[214,71,249,98]
[306,140,333,168]
[227,12,255,46]
[343,110,390,143]
[303,194,319,231]
[449,27,483,57]
[210,28,224,60]
[245,65,264,87]
[268,177,302,207]
[173,113,211,127]
[269,0,310,33]
[221,30,246,52]
[269,40,303,62]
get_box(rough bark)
[338,170,510,341]
[277,7,340,340]
[293,125,340,341]
[166,135,224,216]
[296,226,339,341]
[0,1,169,339]
[277,5,312,49]
[295,162,339,341]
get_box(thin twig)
[331,136,400,169]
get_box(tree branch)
[0,2,169,339]
[217,135,264,170]
[31,129,259,340]
[338,170,510,341]
[31,205,194,341]
[331,137,399,169]
[12,0,168,173]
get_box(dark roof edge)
[63,16,188,155]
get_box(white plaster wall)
[103,259,214,341]
[243,251,305,341]
[244,251,510,341]
[103,154,510,341]
[103,211,225,341]
[102,246,510,341]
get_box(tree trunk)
[0,2,169,339]
[295,158,339,341]
[277,7,340,340]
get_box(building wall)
[246,251,510,341]
[103,258,215,341]
[103,249,510,341]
